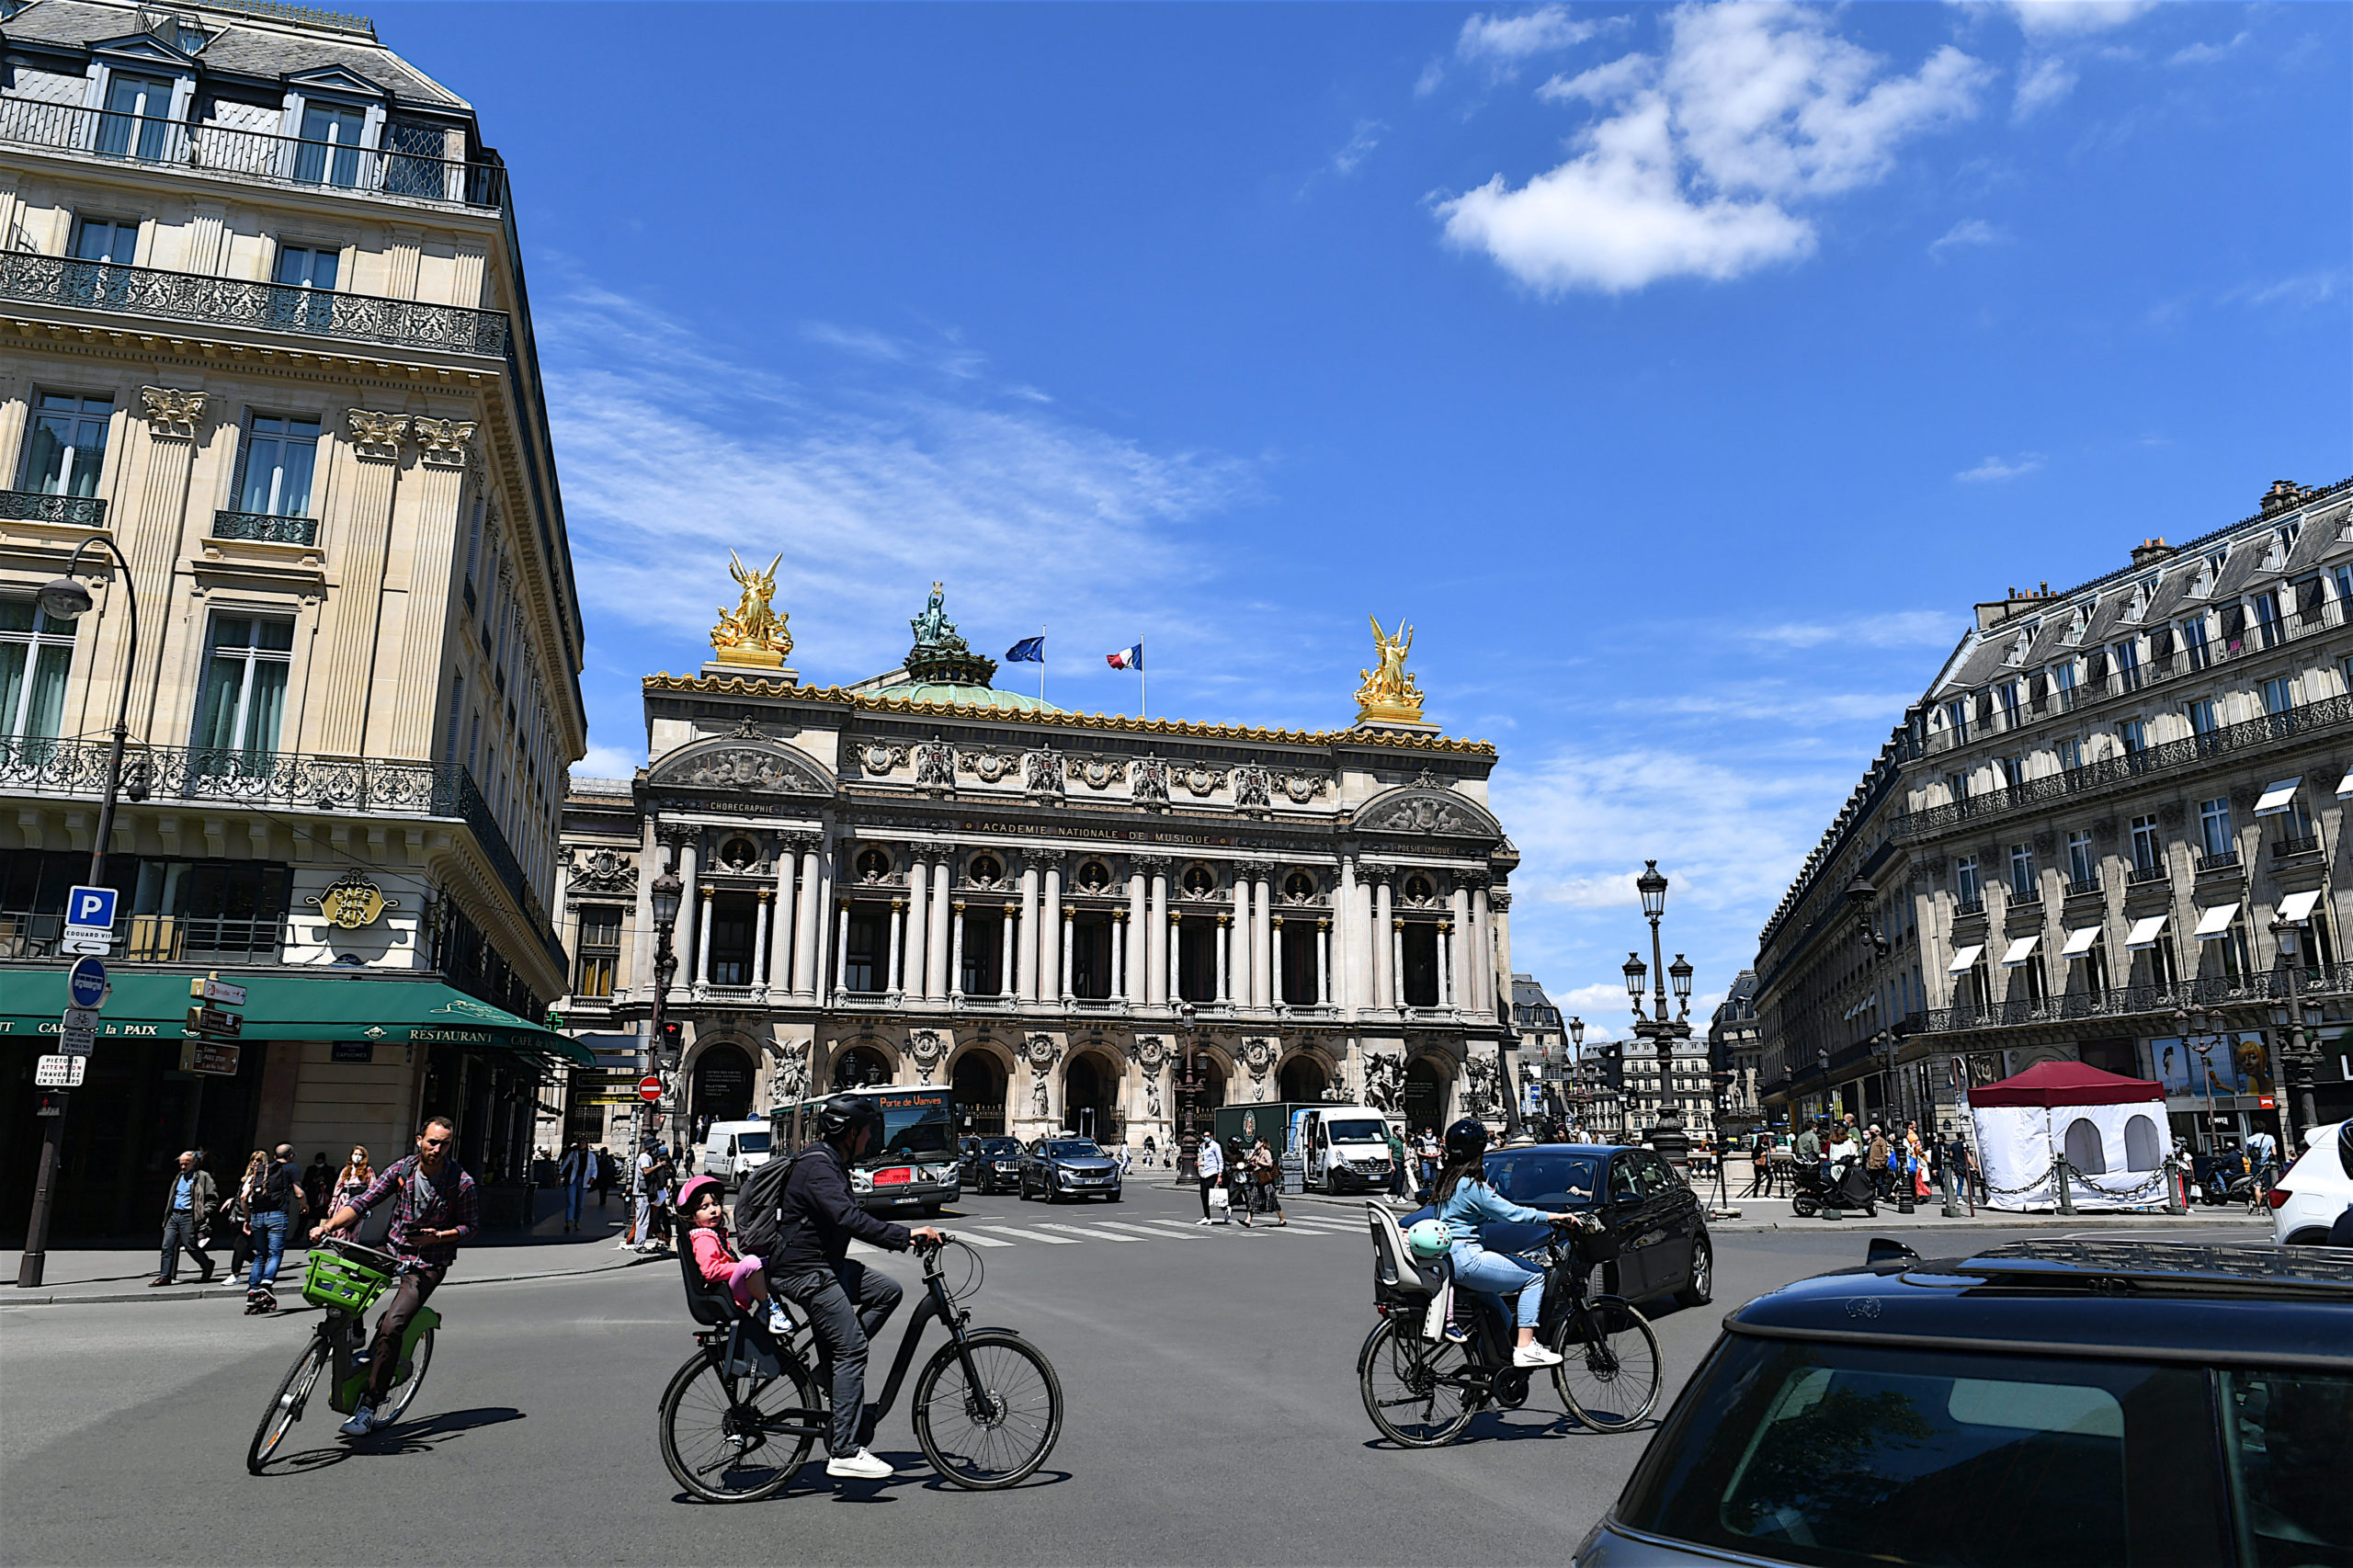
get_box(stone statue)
[1355,615,1425,724]
[912,581,950,647]
[1361,1051,1404,1113]
[711,551,791,667]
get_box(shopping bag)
[1208,1185,1229,1214]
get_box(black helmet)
[1442,1118,1489,1165]
[815,1094,881,1143]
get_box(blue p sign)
[65,885,118,930]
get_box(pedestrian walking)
[1387,1125,1409,1203]
[152,1150,218,1286]
[1142,1134,1158,1169]
[595,1145,615,1209]
[642,1144,677,1253]
[1245,1138,1286,1227]
[1194,1129,1228,1224]
[244,1143,299,1312]
[301,1151,333,1218]
[630,1141,657,1250]
[558,1136,597,1233]
[1866,1125,1893,1199]
[226,1151,266,1276]
[322,1146,373,1240]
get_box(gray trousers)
[775,1259,904,1458]
[159,1210,210,1281]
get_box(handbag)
[1208,1185,1229,1213]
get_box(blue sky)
[383,0,2347,1037]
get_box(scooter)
[1790,1155,1879,1219]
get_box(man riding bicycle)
[310,1114,476,1437]
[761,1094,940,1481]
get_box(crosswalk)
[846,1209,1373,1256]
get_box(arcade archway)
[1404,1056,1451,1135]
[1279,1053,1329,1103]
[951,1050,1008,1136]
[832,1044,892,1091]
[1063,1051,1120,1142]
[690,1043,755,1132]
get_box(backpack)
[733,1147,808,1262]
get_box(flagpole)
[1040,624,1046,703]
[1141,644,1146,723]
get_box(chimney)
[2129,538,2176,567]
[2261,480,2306,516]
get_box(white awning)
[1947,943,1985,974]
[2000,934,2040,967]
[2061,926,2103,957]
[2338,769,2353,800]
[2124,914,2168,950]
[2277,889,2323,924]
[2254,778,2302,816]
[2193,903,2241,940]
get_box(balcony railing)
[0,252,509,358]
[2197,849,2242,875]
[2065,873,2102,897]
[0,99,506,210]
[0,489,107,527]
[2127,861,2169,885]
[213,509,318,545]
[2272,835,2322,861]
[1955,894,1985,916]
[1918,963,2353,1035]
[1898,693,2353,841]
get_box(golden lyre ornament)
[1354,614,1425,724]
[710,551,792,667]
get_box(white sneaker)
[824,1448,894,1480]
[1512,1343,1563,1369]
[1194,1217,1212,1226]
[339,1403,378,1437]
[767,1303,794,1335]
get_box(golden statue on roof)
[711,551,792,667]
[1355,614,1426,725]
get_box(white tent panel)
[2124,914,2168,950]
[1948,943,1985,974]
[1972,1101,2171,1212]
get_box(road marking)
[1037,1223,1146,1242]
[848,1240,887,1257]
[951,1233,1017,1247]
[974,1224,1084,1244]
[1095,1220,1205,1240]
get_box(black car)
[1402,1143,1711,1311]
[1018,1138,1123,1203]
[961,1136,1025,1195]
[1576,1240,2353,1567]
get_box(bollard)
[2164,1155,2188,1216]
[1940,1165,1961,1219]
[2055,1157,2076,1217]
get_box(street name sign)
[190,976,248,1006]
[34,1054,86,1087]
[637,1076,665,1103]
[62,885,117,948]
[181,1040,241,1075]
[186,1006,244,1038]
[66,956,108,1009]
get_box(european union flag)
[1006,635,1045,663]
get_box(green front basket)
[301,1248,392,1312]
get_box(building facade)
[1708,969,1761,1134]
[555,576,1523,1153]
[1756,478,2353,1153]
[0,0,585,1240]
[1508,972,1565,1124]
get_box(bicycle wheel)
[247,1337,330,1473]
[913,1329,1063,1489]
[1552,1296,1661,1431]
[658,1347,820,1504]
[377,1328,434,1426]
[1358,1314,1478,1449]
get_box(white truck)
[1289,1104,1397,1194]
[696,1119,773,1190]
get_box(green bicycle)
[246,1238,438,1472]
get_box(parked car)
[1399,1143,1711,1311]
[1018,1138,1122,1203]
[961,1136,1025,1195]
[696,1119,772,1190]
[1574,1239,2353,1567]
[2272,1119,2353,1245]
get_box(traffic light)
[656,1019,682,1069]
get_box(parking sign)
[63,885,118,950]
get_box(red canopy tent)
[1969,1059,2163,1108]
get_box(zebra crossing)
[845,1209,1373,1256]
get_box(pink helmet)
[676,1175,726,1219]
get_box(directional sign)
[34,1054,86,1087]
[186,1006,244,1038]
[66,956,108,1009]
[60,937,112,957]
[182,1040,241,1076]
[190,976,247,1007]
[63,884,117,945]
[637,1076,665,1104]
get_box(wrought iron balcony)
[1916,964,2352,1035]
[1954,894,1985,916]
[2127,861,2170,885]
[2196,849,2242,874]
[212,509,318,545]
[2272,835,2322,861]
[0,252,508,358]
[0,99,506,210]
[0,489,107,527]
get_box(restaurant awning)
[0,972,593,1064]
[2277,889,2323,924]
[2124,914,2168,950]
[2000,934,2040,967]
[1948,943,1985,974]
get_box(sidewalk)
[1277,1184,2274,1234]
[2,1193,667,1308]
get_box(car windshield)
[733,1131,769,1153]
[981,1139,1022,1155]
[1046,1142,1102,1159]
[1615,1335,2225,1566]
[1325,1119,1387,1142]
[1483,1152,1603,1210]
[871,1097,955,1162]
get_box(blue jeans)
[1449,1243,1543,1326]
[565,1182,586,1224]
[245,1210,288,1290]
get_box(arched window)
[855,847,892,882]
[1284,871,1316,901]
[1076,859,1112,892]
[2122,1115,2161,1172]
[2063,1117,2108,1176]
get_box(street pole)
[18,538,139,1290]
[2269,917,2314,1160]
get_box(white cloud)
[1459,4,1600,65]
[2229,270,2345,311]
[1437,3,1991,294]
[1745,609,1957,649]
[1998,1,2156,40]
[1928,216,2008,256]
[573,743,642,780]
[2012,53,2076,119]
[1332,119,1385,176]
[2169,31,2250,66]
[1954,452,2045,482]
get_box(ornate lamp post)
[648,868,683,1153]
[1624,860,1697,1165]
[2171,1004,2223,1153]
[2268,915,2315,1158]
[1174,1001,1201,1178]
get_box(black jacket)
[768,1143,911,1274]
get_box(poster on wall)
[2147,1032,2272,1097]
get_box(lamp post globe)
[650,870,683,929]
[1637,860,1668,920]
[1622,952,1646,999]
[1669,953,1694,1006]
[35,574,94,622]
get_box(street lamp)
[647,867,683,1151]
[2172,1004,2223,1153]
[1628,860,1695,1165]
[17,536,139,1290]
[2268,915,2315,1156]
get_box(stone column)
[675,836,700,995]
[1336,857,1361,1011]
[1124,867,1147,1000]
[1141,858,1170,1006]
[834,900,851,996]
[1370,868,1394,1008]
[999,903,1018,996]
[1253,864,1274,1008]
[1167,911,1182,1002]
[1017,860,1040,1002]
[1270,915,1286,1006]
[1215,915,1231,1003]
[1111,910,1127,998]
[887,900,906,994]
[1470,881,1493,1018]
[1449,882,1472,1008]
[926,853,951,999]
[1317,919,1330,1006]
[791,837,823,999]
[754,890,771,989]
[1039,854,1065,1006]
[1438,923,1454,1008]
[1230,874,1251,1005]
[118,388,209,744]
[694,886,715,987]
[1490,889,1514,1021]
[949,901,967,1002]
[1060,907,1075,1003]
[771,846,795,988]
[904,858,929,1000]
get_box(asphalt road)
[0,1185,2261,1568]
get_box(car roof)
[1489,1143,1627,1157]
[1728,1240,2353,1370]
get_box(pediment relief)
[647,737,834,798]
[1355,785,1500,840]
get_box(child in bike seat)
[677,1176,792,1337]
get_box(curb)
[1,1249,664,1310]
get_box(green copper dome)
[860,583,1063,713]
[869,679,1062,713]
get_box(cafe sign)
[306,870,402,929]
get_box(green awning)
[0,971,595,1065]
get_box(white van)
[1290,1104,1396,1194]
[698,1120,773,1189]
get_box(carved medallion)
[306,869,402,929]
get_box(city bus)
[767,1085,962,1215]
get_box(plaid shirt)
[347,1154,477,1267]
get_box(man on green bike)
[310,1115,477,1437]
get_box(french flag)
[1105,642,1142,671]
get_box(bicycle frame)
[327,1301,438,1415]
[1409,1237,1615,1408]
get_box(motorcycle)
[2191,1153,2259,1207]
[1790,1155,1879,1219]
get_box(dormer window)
[295,101,369,187]
[99,73,176,161]
[2004,625,2033,665]
[2063,602,2089,644]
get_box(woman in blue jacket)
[1434,1118,1564,1369]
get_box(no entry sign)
[637,1076,665,1103]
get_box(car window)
[1608,1157,1642,1202]
[2220,1369,2353,1566]
[1635,1151,1683,1195]
[1615,1337,2224,1567]
[1326,1119,1386,1142]
[1047,1142,1100,1158]
[1485,1153,1602,1209]
[735,1131,769,1153]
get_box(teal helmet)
[1404,1219,1452,1261]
